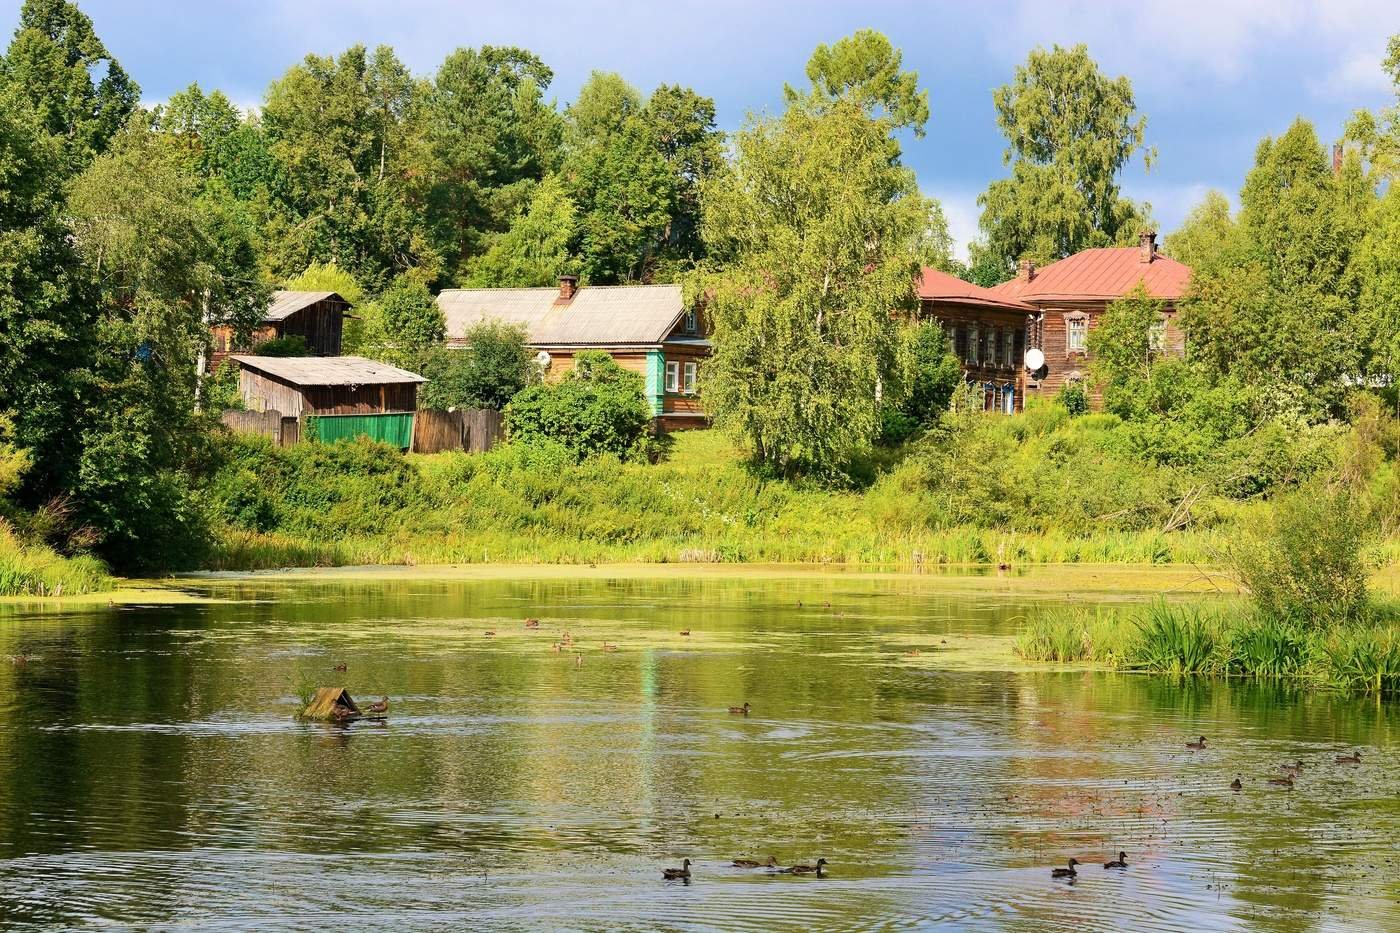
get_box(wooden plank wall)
[220,408,283,441]
[411,409,503,454]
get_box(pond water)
[0,568,1396,930]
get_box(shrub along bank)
[201,394,1400,571]
[1017,478,1400,695]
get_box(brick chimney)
[1017,259,1035,282]
[1333,142,1343,177]
[557,274,579,302]
[1138,231,1157,264]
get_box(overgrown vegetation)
[1017,445,1400,695]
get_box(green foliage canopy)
[977,44,1154,271]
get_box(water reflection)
[0,573,1395,929]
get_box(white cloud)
[927,189,981,264]
[1311,45,1395,99]
[992,0,1394,90]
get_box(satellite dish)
[534,350,552,369]
[1024,347,1045,371]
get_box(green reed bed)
[0,523,110,597]
[1018,599,1400,695]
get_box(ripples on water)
[0,573,1396,930]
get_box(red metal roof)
[987,248,1191,302]
[918,267,1036,312]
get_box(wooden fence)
[220,407,500,454]
[411,408,503,454]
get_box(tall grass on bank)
[0,523,110,597]
[204,430,1233,570]
[1018,600,1400,695]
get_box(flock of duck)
[1043,735,1368,881]
[340,620,1376,886]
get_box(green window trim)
[644,350,665,416]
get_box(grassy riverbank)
[1018,601,1400,694]
[0,524,109,597]
[203,425,1336,571]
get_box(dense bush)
[417,321,536,411]
[250,334,308,357]
[1057,384,1089,416]
[1229,483,1372,626]
[901,321,962,423]
[209,434,429,538]
[504,351,651,460]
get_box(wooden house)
[210,291,349,366]
[229,355,425,449]
[986,233,1192,405]
[437,276,708,431]
[918,267,1037,413]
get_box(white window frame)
[682,361,697,395]
[1149,316,1167,352]
[1066,316,1088,353]
[968,325,980,365]
[665,360,679,393]
[683,310,698,334]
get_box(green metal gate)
[304,412,415,449]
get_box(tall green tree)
[1183,119,1365,419]
[426,45,562,280]
[1354,183,1400,399]
[464,174,577,287]
[1163,190,1234,271]
[261,44,436,289]
[977,44,1154,271]
[0,77,91,490]
[67,122,267,568]
[644,84,724,273]
[0,0,137,171]
[698,32,933,474]
[562,72,674,283]
[1345,33,1400,180]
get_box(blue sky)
[10,1,1395,259]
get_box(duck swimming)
[1230,777,1243,791]
[1267,774,1294,788]
[728,702,752,715]
[779,858,827,876]
[1279,760,1303,775]
[1336,751,1361,765]
[1052,858,1080,878]
[1186,736,1207,750]
[524,618,541,628]
[662,859,691,880]
[732,856,777,869]
[1104,851,1128,869]
[365,696,389,715]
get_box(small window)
[683,361,697,394]
[1067,317,1087,352]
[968,325,980,365]
[683,310,698,334]
[665,361,679,393]
[1149,317,1167,352]
[989,330,1000,367]
[954,325,968,360]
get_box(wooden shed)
[210,290,350,366]
[231,355,426,449]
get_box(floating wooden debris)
[301,687,362,721]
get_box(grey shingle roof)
[230,355,425,386]
[265,290,343,322]
[437,284,684,346]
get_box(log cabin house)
[986,233,1192,405]
[437,276,709,431]
[210,290,350,367]
[229,354,425,449]
[918,267,1036,413]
